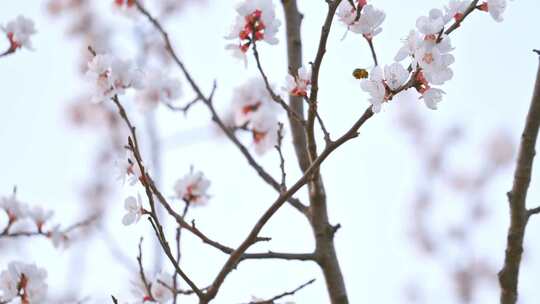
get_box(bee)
[352,68,368,79]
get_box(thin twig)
[251,39,305,125]
[137,238,153,299]
[133,1,309,216]
[275,123,287,191]
[244,279,316,304]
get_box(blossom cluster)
[86,54,182,108]
[360,0,507,112]
[225,0,281,61]
[337,1,386,40]
[0,191,66,248]
[1,15,36,53]
[231,78,281,155]
[0,262,48,304]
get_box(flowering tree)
[1,0,538,303]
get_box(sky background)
[1,0,540,303]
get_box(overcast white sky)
[1,0,540,303]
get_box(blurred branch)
[498,52,540,304]
[134,1,309,216]
[243,278,315,304]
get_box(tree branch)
[498,52,540,304]
[134,1,309,216]
[243,278,315,304]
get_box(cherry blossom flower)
[150,272,173,303]
[384,62,409,91]
[0,262,47,304]
[394,30,423,62]
[444,0,471,22]
[48,225,68,249]
[421,87,445,110]
[136,69,182,111]
[336,0,358,27]
[174,169,211,205]
[337,2,385,39]
[351,5,386,39]
[116,152,144,185]
[29,206,54,231]
[1,15,36,51]
[479,0,507,22]
[231,78,277,126]
[416,9,446,36]
[413,41,455,85]
[250,111,280,155]
[122,194,143,226]
[225,0,281,59]
[360,66,386,113]
[0,193,28,223]
[86,54,143,103]
[284,65,311,97]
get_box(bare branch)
[134,1,309,216]
[498,52,540,304]
[275,123,287,191]
[243,279,316,304]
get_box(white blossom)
[284,65,311,97]
[0,193,28,222]
[250,110,280,155]
[384,63,409,90]
[337,2,385,39]
[1,15,36,50]
[421,87,445,110]
[351,5,386,39]
[150,272,173,303]
[225,0,281,58]
[360,66,386,113]
[231,78,277,126]
[174,170,211,205]
[85,54,142,103]
[413,41,455,85]
[116,152,144,186]
[136,69,182,111]
[122,194,143,226]
[444,0,471,23]
[416,9,446,36]
[482,0,507,22]
[0,262,47,303]
[48,225,68,249]
[336,0,357,27]
[394,30,423,62]
[29,206,54,230]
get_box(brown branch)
[0,213,99,239]
[275,123,287,191]
[498,52,540,304]
[137,238,153,299]
[281,0,310,173]
[134,1,308,216]
[306,0,342,162]
[365,37,378,66]
[109,95,203,299]
[526,205,540,218]
[243,278,315,304]
[203,106,374,303]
